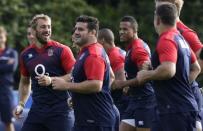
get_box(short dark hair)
[156,3,178,26]
[120,16,138,31]
[155,0,184,15]
[98,28,114,44]
[76,15,99,33]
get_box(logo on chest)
[48,49,54,56]
[28,53,33,59]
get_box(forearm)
[189,70,200,83]
[113,78,138,88]
[109,67,115,87]
[189,61,201,83]
[196,49,203,73]
[18,79,31,106]
[149,63,175,81]
[197,58,203,74]
[68,80,102,94]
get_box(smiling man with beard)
[13,14,75,131]
[51,15,119,131]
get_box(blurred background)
[0,0,203,87]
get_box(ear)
[89,29,97,36]
[157,17,161,26]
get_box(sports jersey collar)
[176,21,184,28]
[31,41,53,53]
[79,43,97,54]
[107,47,116,55]
[127,38,140,50]
[160,28,178,37]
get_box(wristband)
[19,101,25,108]
[47,76,52,85]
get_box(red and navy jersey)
[0,47,18,93]
[125,38,155,106]
[177,21,203,53]
[107,47,128,112]
[107,46,126,72]
[152,28,198,114]
[72,43,116,126]
[20,40,75,109]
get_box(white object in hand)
[16,105,23,114]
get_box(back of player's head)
[155,3,178,26]
[98,28,114,44]
[120,16,138,32]
[0,26,7,36]
[76,15,99,34]
[155,0,183,15]
[30,14,51,29]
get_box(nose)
[119,29,124,34]
[74,28,79,34]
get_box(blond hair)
[155,0,184,15]
[30,14,51,29]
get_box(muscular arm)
[37,71,73,86]
[112,60,151,88]
[114,66,126,81]
[109,67,115,87]
[136,62,176,85]
[18,75,31,105]
[52,78,103,94]
[196,48,203,73]
[189,60,201,83]
[146,62,175,81]
[66,80,102,94]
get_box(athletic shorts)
[73,126,116,131]
[154,112,197,131]
[0,91,13,123]
[21,109,74,131]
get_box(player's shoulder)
[161,29,179,42]
[20,44,34,56]
[88,43,104,57]
[49,40,70,49]
[177,21,193,33]
[132,38,150,51]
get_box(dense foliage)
[1,0,203,85]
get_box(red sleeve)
[109,52,125,72]
[182,30,203,53]
[190,48,197,64]
[131,46,150,66]
[20,56,29,76]
[84,55,105,80]
[60,46,76,73]
[157,39,177,63]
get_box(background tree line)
[1,0,203,86]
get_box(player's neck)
[176,17,180,22]
[105,43,115,52]
[81,36,97,48]
[159,25,176,35]
[133,34,138,40]
[35,40,48,48]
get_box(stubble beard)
[36,33,49,45]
